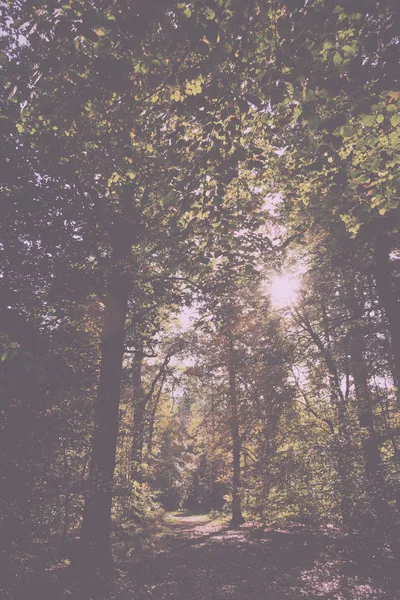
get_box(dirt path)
[115,515,396,600]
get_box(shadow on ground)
[114,516,398,600]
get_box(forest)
[1,0,400,598]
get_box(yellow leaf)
[94,27,107,37]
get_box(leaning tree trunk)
[78,258,130,574]
[228,334,243,527]
[374,233,400,406]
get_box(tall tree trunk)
[295,307,354,527]
[228,334,243,527]
[78,258,129,574]
[61,450,70,546]
[374,233,400,406]
[131,344,145,485]
[348,321,400,557]
[330,384,354,528]
[209,392,218,511]
[147,371,166,458]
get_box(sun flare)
[268,272,300,307]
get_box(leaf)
[94,26,108,37]
[205,7,216,19]
[361,114,375,126]
[16,123,24,133]
[340,126,353,138]
[379,208,386,215]
[1,351,8,361]
[74,36,82,50]
[386,91,400,101]
[376,114,384,124]
[291,105,302,123]
[333,52,342,67]
[390,113,400,128]
[342,44,356,56]
[221,42,232,56]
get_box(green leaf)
[342,44,356,56]
[340,126,353,138]
[333,52,342,67]
[390,113,400,128]
[361,114,375,126]
[1,351,8,361]
[376,114,385,124]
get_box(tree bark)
[78,259,129,574]
[131,345,145,485]
[331,384,354,528]
[147,371,167,458]
[348,320,400,556]
[228,334,243,527]
[374,233,400,406]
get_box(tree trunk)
[348,321,400,556]
[131,345,145,485]
[147,372,166,458]
[295,308,354,527]
[61,450,70,546]
[209,391,219,511]
[330,385,354,528]
[374,233,400,405]
[228,335,243,527]
[78,260,129,574]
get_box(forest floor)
[14,513,399,599]
[110,513,399,600]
